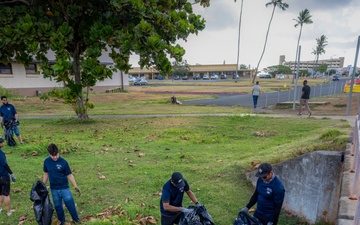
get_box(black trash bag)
[3,118,19,146]
[233,211,262,225]
[30,180,54,225]
[171,96,177,104]
[179,205,215,225]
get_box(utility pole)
[293,46,301,110]
[346,36,360,116]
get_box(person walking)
[239,163,285,225]
[0,96,23,144]
[160,172,201,225]
[252,81,261,108]
[0,136,16,216]
[298,80,311,116]
[42,143,81,224]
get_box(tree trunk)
[73,43,89,120]
[292,25,303,84]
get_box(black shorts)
[0,176,10,196]
[161,212,182,225]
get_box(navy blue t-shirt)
[301,85,311,99]
[0,103,17,121]
[255,176,285,218]
[43,156,72,190]
[160,179,190,216]
[0,149,10,179]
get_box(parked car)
[259,74,272,79]
[193,75,201,80]
[232,74,239,79]
[332,75,339,81]
[182,75,188,80]
[210,74,219,80]
[277,74,285,79]
[158,75,164,80]
[202,75,209,80]
[133,78,147,85]
[220,74,227,79]
[174,75,180,80]
[128,76,136,82]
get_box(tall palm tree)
[312,35,328,77]
[252,0,289,83]
[235,0,244,78]
[292,9,313,83]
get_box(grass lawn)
[1,115,350,225]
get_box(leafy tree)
[240,64,248,69]
[311,35,328,76]
[292,8,313,83]
[172,60,190,76]
[299,70,310,77]
[0,0,208,120]
[267,65,292,75]
[252,0,289,83]
[317,63,328,73]
[329,69,337,75]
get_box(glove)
[239,207,248,213]
[75,187,81,196]
[196,202,201,207]
[267,222,273,225]
[11,174,16,182]
[180,207,194,213]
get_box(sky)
[132,0,360,70]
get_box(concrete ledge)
[337,219,355,225]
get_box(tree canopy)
[172,60,190,76]
[267,65,292,75]
[0,0,209,119]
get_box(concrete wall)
[247,151,344,224]
[0,62,129,96]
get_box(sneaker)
[7,209,15,216]
[309,112,312,117]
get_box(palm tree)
[311,35,328,77]
[252,0,289,83]
[235,0,245,78]
[292,9,313,83]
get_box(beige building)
[279,55,345,72]
[128,63,255,79]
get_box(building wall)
[0,62,129,96]
[128,64,255,79]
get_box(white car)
[128,76,136,82]
[210,74,219,80]
[277,74,285,79]
[134,78,148,85]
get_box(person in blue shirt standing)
[0,136,16,216]
[43,143,81,225]
[240,163,285,225]
[0,96,23,144]
[160,172,201,225]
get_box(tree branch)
[0,0,33,5]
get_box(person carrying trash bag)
[179,204,215,225]
[30,180,54,225]
[3,118,19,146]
[239,163,285,225]
[160,172,201,225]
[233,211,262,225]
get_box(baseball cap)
[0,137,4,143]
[171,172,185,188]
[255,163,272,178]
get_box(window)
[0,63,12,74]
[25,63,37,74]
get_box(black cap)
[171,172,185,188]
[0,137,4,143]
[255,163,272,178]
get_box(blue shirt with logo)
[0,103,17,121]
[0,149,10,179]
[43,156,72,190]
[160,179,190,216]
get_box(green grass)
[1,115,350,225]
